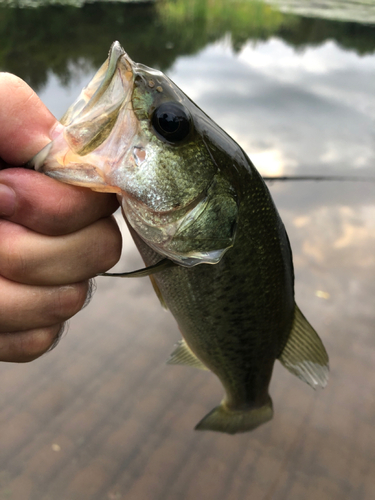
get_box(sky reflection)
[168,37,374,178]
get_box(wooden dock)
[0,197,374,500]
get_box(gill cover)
[123,174,238,266]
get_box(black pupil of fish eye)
[152,103,190,142]
[159,112,180,133]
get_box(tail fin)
[195,398,273,434]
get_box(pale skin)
[0,73,122,362]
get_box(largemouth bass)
[31,42,329,434]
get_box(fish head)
[33,41,239,266]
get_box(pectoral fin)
[167,339,208,370]
[278,304,329,389]
[98,258,175,278]
[149,275,168,310]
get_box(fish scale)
[129,161,293,416]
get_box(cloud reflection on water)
[168,37,375,178]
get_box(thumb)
[0,73,57,166]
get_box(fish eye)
[152,102,190,143]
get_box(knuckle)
[95,217,122,272]
[0,223,31,282]
[21,326,61,362]
[6,251,29,282]
[1,324,63,363]
[54,281,89,321]
[49,191,82,235]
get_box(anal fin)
[278,304,329,389]
[167,339,208,370]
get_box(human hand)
[0,73,122,362]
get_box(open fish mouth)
[32,42,138,194]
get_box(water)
[0,1,374,499]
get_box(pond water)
[0,1,374,499]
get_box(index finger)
[0,168,119,236]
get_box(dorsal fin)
[278,304,329,389]
[167,339,209,370]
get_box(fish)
[31,41,329,434]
